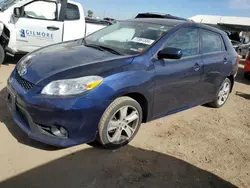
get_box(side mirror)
[158,47,182,59]
[13,7,21,18]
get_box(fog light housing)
[51,126,68,138]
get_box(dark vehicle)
[135,12,187,21]
[231,40,241,52]
[85,17,113,26]
[225,31,242,52]
[103,17,117,24]
[7,18,238,148]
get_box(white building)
[189,15,250,32]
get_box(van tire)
[0,45,5,65]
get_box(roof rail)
[135,12,187,21]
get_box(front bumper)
[7,71,111,147]
[7,97,83,147]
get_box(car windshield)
[0,0,19,11]
[84,21,172,55]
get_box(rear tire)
[0,45,5,65]
[208,78,231,108]
[97,96,142,149]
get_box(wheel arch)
[122,92,149,123]
[0,24,10,49]
[227,75,234,93]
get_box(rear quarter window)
[200,29,225,54]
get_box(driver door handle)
[47,26,59,31]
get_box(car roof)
[124,18,187,27]
[123,18,227,36]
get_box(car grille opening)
[15,71,35,91]
[16,105,30,128]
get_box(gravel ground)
[0,58,249,188]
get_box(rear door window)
[200,30,225,54]
[164,28,199,58]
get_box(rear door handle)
[193,62,201,71]
[47,26,59,31]
[223,57,228,64]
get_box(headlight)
[17,54,33,75]
[17,60,27,76]
[41,76,103,96]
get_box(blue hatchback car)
[7,18,238,148]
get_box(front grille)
[15,71,35,91]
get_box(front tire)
[0,45,5,65]
[208,78,231,108]
[97,96,142,149]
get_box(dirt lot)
[0,58,249,188]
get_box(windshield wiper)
[96,45,122,55]
[85,43,106,52]
[84,42,122,55]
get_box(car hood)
[18,40,134,86]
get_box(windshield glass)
[0,0,19,11]
[85,21,172,55]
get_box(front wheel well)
[123,93,148,123]
[0,25,10,49]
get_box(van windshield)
[84,21,172,55]
[0,0,19,11]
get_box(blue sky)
[75,0,250,19]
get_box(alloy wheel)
[217,82,230,106]
[107,105,139,144]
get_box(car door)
[15,0,63,52]
[199,29,229,100]
[152,27,204,118]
